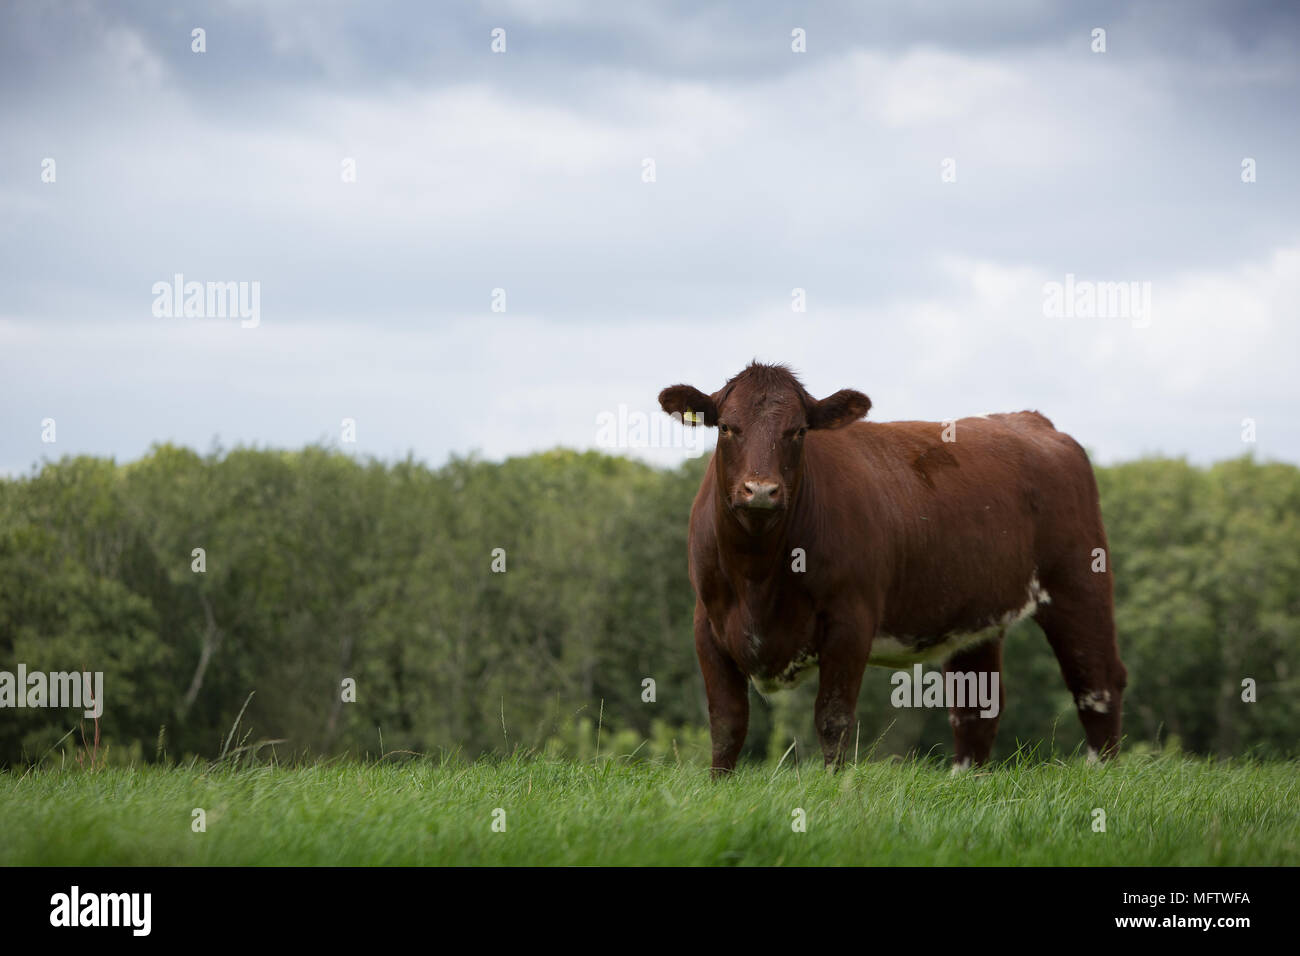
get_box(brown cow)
[659,362,1127,774]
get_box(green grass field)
[2,754,1296,866]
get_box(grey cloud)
[1,0,1297,473]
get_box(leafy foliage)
[0,446,1295,766]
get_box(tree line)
[1,444,1295,767]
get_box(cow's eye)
[718,423,731,437]
[786,426,807,440]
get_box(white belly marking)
[868,573,1050,668]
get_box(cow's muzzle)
[737,480,782,511]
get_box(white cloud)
[4,242,1294,473]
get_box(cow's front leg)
[695,602,749,777]
[815,607,873,769]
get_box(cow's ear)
[808,389,871,430]
[659,385,718,426]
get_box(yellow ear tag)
[683,410,702,425]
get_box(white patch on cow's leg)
[950,757,972,776]
[1076,690,1111,713]
[1086,746,1100,765]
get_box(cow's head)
[659,363,871,534]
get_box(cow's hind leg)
[1033,585,1127,760]
[944,634,1005,770]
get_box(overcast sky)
[2,0,1298,475]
